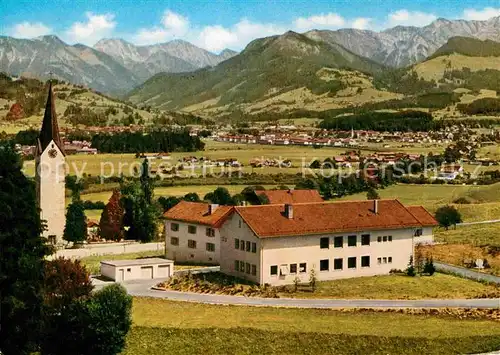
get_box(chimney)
[208,204,219,215]
[373,199,379,214]
[284,204,293,219]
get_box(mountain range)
[0,35,237,94]
[3,16,500,95]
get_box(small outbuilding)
[100,258,174,282]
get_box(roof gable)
[163,201,233,227]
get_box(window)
[235,238,240,249]
[240,241,245,251]
[246,241,251,252]
[334,236,343,248]
[299,263,307,273]
[334,258,343,270]
[48,235,57,244]
[127,268,131,272]
[383,236,387,242]
[240,261,245,272]
[388,235,393,242]
[348,257,357,269]
[170,223,179,232]
[170,237,179,246]
[377,236,382,243]
[270,265,278,276]
[388,257,393,263]
[234,260,239,271]
[320,259,329,271]
[279,265,289,276]
[320,237,329,249]
[251,264,257,276]
[361,234,370,246]
[238,220,242,228]
[206,227,215,237]
[188,225,197,234]
[348,235,357,247]
[361,256,370,267]
[290,263,297,274]
[377,257,382,264]
[251,242,257,253]
[383,257,387,264]
[415,228,423,237]
[246,262,251,274]
[188,240,197,249]
[206,243,215,252]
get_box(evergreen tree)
[423,257,436,276]
[406,255,416,277]
[0,143,51,354]
[99,190,124,241]
[366,187,380,200]
[64,201,87,244]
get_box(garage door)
[157,264,170,278]
[141,266,153,279]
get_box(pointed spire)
[38,81,64,154]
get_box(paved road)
[92,278,500,309]
[435,262,500,284]
[457,219,500,227]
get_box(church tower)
[35,82,66,246]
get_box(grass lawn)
[434,223,500,246]
[286,273,500,299]
[425,223,500,275]
[161,271,500,300]
[123,298,500,355]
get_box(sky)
[2,0,500,53]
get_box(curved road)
[110,279,500,309]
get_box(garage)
[100,257,174,282]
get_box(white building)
[163,201,232,264]
[35,82,66,246]
[100,258,174,282]
[218,200,437,286]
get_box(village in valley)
[2,2,500,355]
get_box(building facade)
[35,82,66,246]
[219,200,437,286]
[163,201,232,264]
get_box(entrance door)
[141,266,153,279]
[118,269,124,281]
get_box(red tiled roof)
[163,201,232,227]
[255,189,323,204]
[407,206,439,227]
[235,200,429,238]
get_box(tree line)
[91,129,205,153]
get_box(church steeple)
[38,81,64,155]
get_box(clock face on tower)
[48,149,58,158]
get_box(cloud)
[134,9,191,45]
[463,7,500,21]
[294,13,345,31]
[195,19,285,52]
[387,9,437,27]
[10,22,52,38]
[162,10,189,36]
[351,18,372,30]
[66,12,116,45]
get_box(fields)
[425,223,500,275]
[123,298,500,355]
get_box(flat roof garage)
[100,257,174,282]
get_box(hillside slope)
[127,31,385,113]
